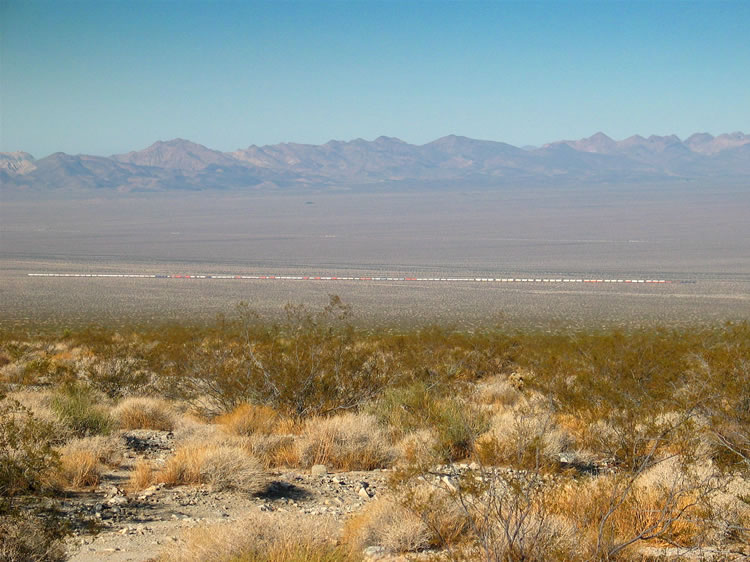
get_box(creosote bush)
[372,381,488,462]
[50,383,113,437]
[0,396,60,502]
[0,513,67,562]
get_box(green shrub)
[372,382,488,462]
[0,397,60,505]
[0,513,67,562]
[50,383,113,437]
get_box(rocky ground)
[59,429,390,562]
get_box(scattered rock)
[363,545,386,558]
[311,464,328,477]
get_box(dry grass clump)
[343,496,430,554]
[158,443,264,492]
[54,435,122,489]
[159,511,354,562]
[476,375,522,408]
[216,403,294,436]
[127,459,155,491]
[112,396,176,431]
[244,433,299,468]
[297,413,395,470]
[57,449,101,489]
[6,391,58,425]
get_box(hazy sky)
[2,0,749,157]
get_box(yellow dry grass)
[57,449,101,489]
[113,397,176,431]
[244,433,299,468]
[158,511,354,562]
[158,443,264,492]
[215,403,295,436]
[297,413,395,471]
[342,496,430,554]
[128,459,155,491]
[548,473,705,555]
[51,435,121,489]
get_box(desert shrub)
[113,396,176,430]
[297,413,395,470]
[549,468,713,558]
[372,381,488,462]
[475,398,574,471]
[11,356,74,387]
[159,443,264,492]
[401,481,473,548]
[159,511,354,562]
[395,428,440,466]
[84,347,153,399]
[0,397,60,504]
[0,513,66,562]
[401,468,581,560]
[177,298,399,417]
[343,496,431,553]
[215,403,288,435]
[476,374,523,408]
[50,383,113,437]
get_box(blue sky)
[1,0,749,157]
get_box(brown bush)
[401,482,473,548]
[549,471,708,557]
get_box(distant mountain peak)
[5,130,749,193]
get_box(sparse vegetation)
[1,306,748,560]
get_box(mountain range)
[2,132,749,193]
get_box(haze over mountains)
[2,132,749,193]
